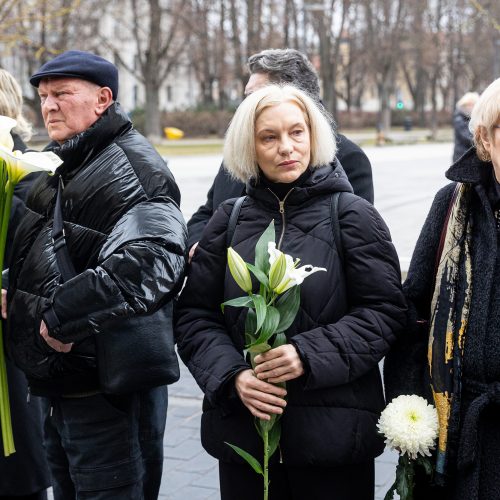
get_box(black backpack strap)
[226,196,246,247]
[331,192,344,266]
[52,177,77,283]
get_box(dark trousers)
[41,386,168,500]
[219,459,374,500]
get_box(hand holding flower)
[235,369,287,420]
[254,345,304,383]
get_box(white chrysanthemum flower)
[377,395,439,460]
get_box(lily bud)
[268,253,287,290]
[227,247,253,293]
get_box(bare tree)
[361,0,407,134]
[105,0,190,139]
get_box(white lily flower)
[0,116,15,151]
[0,115,62,185]
[227,247,253,293]
[268,241,326,294]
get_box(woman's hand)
[254,345,304,383]
[234,369,287,421]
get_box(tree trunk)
[144,79,161,141]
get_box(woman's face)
[254,101,311,183]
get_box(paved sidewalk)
[160,361,398,499]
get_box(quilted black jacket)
[175,162,406,466]
[6,103,187,396]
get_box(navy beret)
[30,50,119,99]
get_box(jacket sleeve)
[44,198,187,342]
[291,197,406,390]
[187,181,216,249]
[384,183,456,403]
[175,201,250,404]
[336,134,374,204]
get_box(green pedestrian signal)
[396,100,404,110]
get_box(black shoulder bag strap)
[331,192,344,266]
[226,195,246,247]
[52,177,77,282]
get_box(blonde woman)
[175,85,406,499]
[385,78,500,499]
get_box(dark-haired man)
[187,48,373,259]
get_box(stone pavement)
[160,360,398,499]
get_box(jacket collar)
[446,147,493,185]
[46,102,132,177]
[246,160,353,208]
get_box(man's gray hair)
[247,49,321,100]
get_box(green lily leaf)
[248,306,280,347]
[221,295,253,312]
[255,220,275,275]
[247,263,269,288]
[225,442,263,475]
[252,294,267,333]
[247,342,272,353]
[267,420,282,458]
[272,332,287,349]
[275,286,300,332]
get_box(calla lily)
[0,116,16,151]
[0,115,62,456]
[268,242,326,294]
[0,145,62,184]
[227,247,253,293]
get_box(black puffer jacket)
[175,162,406,466]
[7,103,187,396]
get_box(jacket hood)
[247,160,353,207]
[446,147,493,185]
[46,102,132,177]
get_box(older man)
[187,48,374,259]
[5,51,186,499]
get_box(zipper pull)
[279,201,285,214]
[26,386,31,404]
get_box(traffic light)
[396,100,404,110]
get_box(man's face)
[38,78,104,143]
[244,72,271,96]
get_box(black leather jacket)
[7,103,187,396]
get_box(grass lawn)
[154,141,223,157]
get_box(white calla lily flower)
[0,116,16,151]
[0,115,62,185]
[268,241,326,294]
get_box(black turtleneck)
[258,168,313,200]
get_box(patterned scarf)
[428,182,473,477]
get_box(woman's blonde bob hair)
[0,69,33,142]
[469,78,500,162]
[223,84,336,183]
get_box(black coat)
[187,134,374,248]
[384,149,500,499]
[452,111,473,163]
[0,134,50,495]
[175,162,406,467]
[6,103,187,396]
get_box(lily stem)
[263,428,269,500]
[0,180,15,456]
